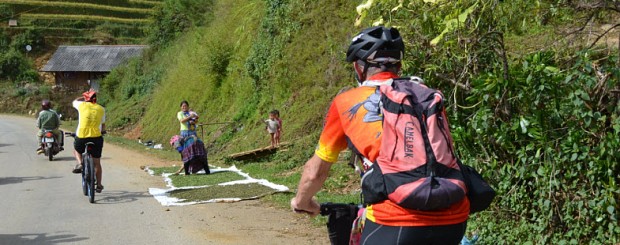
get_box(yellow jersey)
[73,100,105,138]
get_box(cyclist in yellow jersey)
[71,89,106,193]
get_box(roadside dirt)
[103,141,329,244]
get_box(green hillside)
[0,0,155,45]
[1,0,619,244]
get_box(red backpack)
[361,77,466,210]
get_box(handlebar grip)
[319,202,359,216]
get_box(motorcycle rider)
[36,99,63,154]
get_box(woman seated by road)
[169,135,210,175]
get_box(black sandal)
[72,165,82,174]
[96,185,104,193]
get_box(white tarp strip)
[147,165,289,206]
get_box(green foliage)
[244,0,299,83]
[0,28,9,50]
[20,13,150,24]
[0,4,12,19]
[146,0,214,49]
[0,0,157,45]
[9,27,44,52]
[95,22,146,37]
[99,56,163,128]
[354,0,619,243]
[3,0,153,18]
[456,52,619,244]
[0,48,38,82]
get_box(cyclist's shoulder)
[78,102,104,110]
[333,86,377,104]
[39,109,55,116]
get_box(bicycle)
[65,132,97,203]
[319,202,478,245]
[319,202,361,245]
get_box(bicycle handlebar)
[64,131,106,138]
[319,202,359,216]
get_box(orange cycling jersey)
[315,72,469,227]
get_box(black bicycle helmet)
[41,100,51,110]
[346,26,404,63]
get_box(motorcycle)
[41,130,63,161]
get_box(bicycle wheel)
[81,154,88,196]
[81,172,87,196]
[85,155,96,203]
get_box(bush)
[10,28,45,53]
[0,49,38,82]
[0,4,12,20]
[453,52,620,244]
[355,1,619,243]
[0,29,10,51]
[146,0,214,49]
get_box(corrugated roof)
[41,45,147,72]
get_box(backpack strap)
[408,96,438,176]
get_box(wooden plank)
[228,142,289,161]
[228,147,276,161]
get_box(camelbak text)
[404,122,415,158]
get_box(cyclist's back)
[292,26,468,245]
[73,99,105,138]
[71,90,106,193]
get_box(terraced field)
[0,0,160,44]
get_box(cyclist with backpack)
[290,26,469,244]
[71,89,106,193]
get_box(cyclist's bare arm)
[291,154,332,216]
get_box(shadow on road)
[47,156,75,161]
[95,190,152,204]
[0,143,13,153]
[0,176,61,186]
[0,233,88,244]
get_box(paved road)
[0,115,201,244]
[0,114,328,245]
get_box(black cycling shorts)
[74,136,104,158]
[360,219,467,245]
